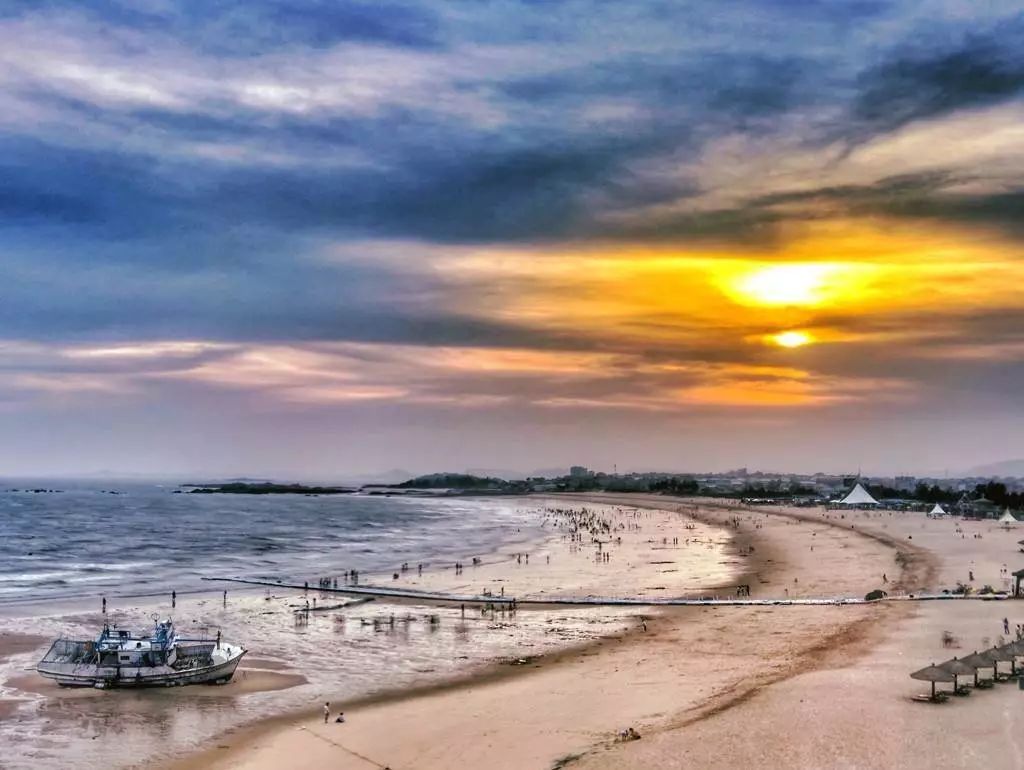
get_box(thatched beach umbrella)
[990,645,1017,660]
[1004,641,1024,676]
[980,647,1003,666]
[960,650,997,685]
[999,640,1024,656]
[939,657,976,692]
[988,645,1018,677]
[910,663,955,699]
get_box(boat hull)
[38,649,245,688]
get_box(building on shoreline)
[836,482,880,507]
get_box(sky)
[2,0,1024,479]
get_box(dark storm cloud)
[0,1,443,53]
[866,188,1024,233]
[206,139,661,243]
[749,171,1024,238]
[0,138,186,239]
[499,53,814,120]
[853,18,1024,129]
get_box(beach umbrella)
[1000,640,1024,657]
[1002,641,1024,675]
[988,645,1018,677]
[939,657,975,692]
[960,651,997,685]
[910,663,955,699]
[990,645,1017,661]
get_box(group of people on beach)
[451,557,482,575]
[1002,618,1024,640]
[305,570,360,591]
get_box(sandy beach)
[9,493,1024,770]
[161,494,939,770]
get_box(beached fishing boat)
[36,617,245,688]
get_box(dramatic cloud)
[853,18,1024,129]
[1,1,1023,475]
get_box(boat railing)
[175,642,215,656]
[40,638,96,665]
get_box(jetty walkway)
[203,577,1009,608]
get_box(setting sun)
[770,330,814,348]
[727,263,845,307]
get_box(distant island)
[181,482,355,495]
[391,473,528,492]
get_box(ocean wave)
[0,489,545,608]
[0,570,77,583]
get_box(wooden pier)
[203,576,1010,608]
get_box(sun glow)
[770,330,814,348]
[725,263,849,307]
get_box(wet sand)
[6,668,307,700]
[0,634,49,661]
[166,494,918,770]
[0,498,738,770]
[0,634,48,722]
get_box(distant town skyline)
[4,459,1024,485]
[2,2,1023,476]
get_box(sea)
[0,481,735,770]
[0,479,544,612]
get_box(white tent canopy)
[999,508,1017,524]
[930,503,946,515]
[838,482,879,506]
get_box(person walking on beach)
[324,702,330,723]
[1004,617,1010,635]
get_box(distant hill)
[966,459,1024,478]
[391,473,533,494]
[395,473,509,489]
